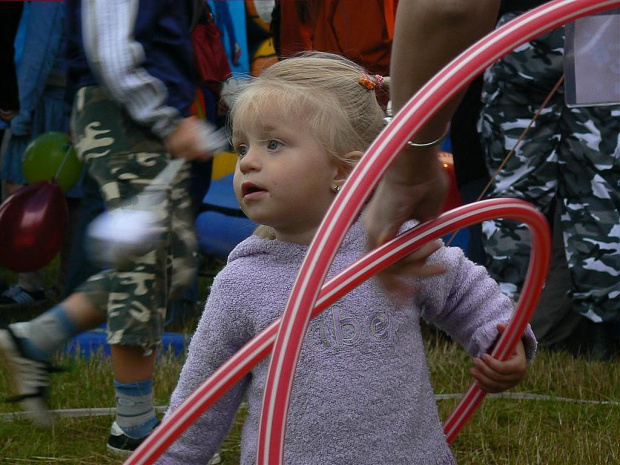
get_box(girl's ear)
[332,150,363,189]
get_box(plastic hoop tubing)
[125,198,550,465]
[258,1,619,464]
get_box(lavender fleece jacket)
[157,220,536,464]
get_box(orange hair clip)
[359,73,385,91]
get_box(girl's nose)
[238,146,260,173]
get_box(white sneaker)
[0,327,53,428]
[207,452,222,464]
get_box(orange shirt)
[308,0,396,76]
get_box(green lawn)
[1,261,619,464]
[1,331,619,464]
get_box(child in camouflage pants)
[71,85,197,347]
[0,0,214,456]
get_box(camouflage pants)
[71,86,197,347]
[478,15,620,323]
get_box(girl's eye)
[267,139,281,150]
[236,144,249,158]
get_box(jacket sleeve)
[80,0,181,140]
[10,3,64,136]
[156,270,253,464]
[417,245,537,361]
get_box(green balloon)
[23,131,82,192]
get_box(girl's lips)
[241,182,267,200]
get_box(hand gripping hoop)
[125,1,620,463]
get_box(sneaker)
[107,421,159,457]
[0,285,46,307]
[208,452,222,464]
[0,327,53,428]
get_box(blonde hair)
[229,52,388,239]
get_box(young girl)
[157,53,537,465]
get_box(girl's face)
[233,104,341,244]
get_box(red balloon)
[0,181,68,272]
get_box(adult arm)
[364,0,501,248]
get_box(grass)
[1,331,619,464]
[1,261,620,464]
[426,334,620,465]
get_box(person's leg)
[54,195,81,296]
[557,102,620,360]
[37,85,81,297]
[2,84,73,305]
[529,198,583,348]
[61,170,104,298]
[478,18,564,300]
[72,86,196,453]
[0,134,46,306]
[167,159,206,330]
[105,130,197,454]
[101,165,191,454]
[73,92,166,452]
[104,177,194,453]
[0,291,105,427]
[107,345,159,452]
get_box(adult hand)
[371,239,447,303]
[470,323,528,394]
[363,146,449,297]
[165,116,224,161]
[363,147,449,249]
